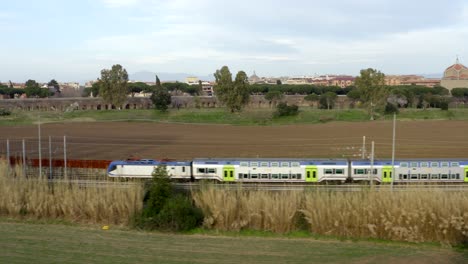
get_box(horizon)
[1,0,467,83]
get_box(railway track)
[39,180,468,191]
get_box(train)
[107,158,468,183]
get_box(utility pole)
[362,136,366,159]
[38,115,42,179]
[391,113,396,189]
[370,141,374,187]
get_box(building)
[441,58,468,91]
[385,75,441,87]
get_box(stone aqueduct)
[0,95,353,111]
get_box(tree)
[354,68,387,120]
[151,75,172,112]
[48,79,60,94]
[274,102,299,117]
[128,82,149,97]
[319,92,337,110]
[276,79,282,85]
[98,64,129,108]
[264,90,283,107]
[214,66,250,113]
[304,93,319,108]
[24,79,50,98]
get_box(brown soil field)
[1,120,468,160]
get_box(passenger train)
[107,158,468,183]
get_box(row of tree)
[0,79,59,98]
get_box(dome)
[443,57,468,80]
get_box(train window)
[410,162,418,168]
[431,162,439,167]
[398,174,402,180]
[403,174,408,179]
[431,174,439,180]
[400,162,408,168]
[291,162,300,167]
[281,162,290,167]
[281,174,289,179]
[224,171,228,177]
[291,174,297,179]
[324,169,333,174]
[411,174,418,180]
[260,162,269,167]
[261,174,269,179]
[421,162,429,168]
[456,173,460,179]
[240,162,248,167]
[243,174,249,179]
[335,169,344,174]
[182,167,186,172]
[271,162,279,167]
[297,174,302,179]
[441,162,449,168]
[421,174,428,179]
[355,169,365,174]
[230,171,233,177]
[450,174,458,179]
[171,167,175,170]
[384,172,387,178]
[307,171,310,178]
[272,174,279,179]
[312,171,316,178]
[208,168,216,173]
[197,168,206,173]
[441,174,448,179]
[451,162,459,167]
[250,174,258,179]
[250,162,259,167]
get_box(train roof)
[109,160,191,166]
[352,159,468,166]
[193,158,348,165]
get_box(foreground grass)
[0,220,466,264]
[194,187,468,246]
[1,107,468,126]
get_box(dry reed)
[0,161,144,226]
[194,185,468,245]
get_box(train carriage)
[107,159,192,179]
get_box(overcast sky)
[1,0,468,82]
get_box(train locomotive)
[107,158,468,183]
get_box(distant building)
[385,75,440,87]
[185,77,199,85]
[441,57,468,90]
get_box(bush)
[0,108,11,116]
[384,103,399,114]
[137,165,203,232]
[156,194,204,232]
[274,102,299,117]
[440,101,449,111]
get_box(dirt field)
[1,120,468,160]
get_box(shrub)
[274,102,299,117]
[0,108,11,116]
[138,165,203,231]
[156,194,204,232]
[384,103,399,114]
[440,101,449,111]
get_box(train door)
[382,166,393,183]
[465,167,468,182]
[223,166,235,182]
[306,166,318,183]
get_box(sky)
[1,0,468,82]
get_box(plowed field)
[1,120,467,160]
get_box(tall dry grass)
[0,161,144,225]
[194,186,468,245]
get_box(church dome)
[443,58,468,80]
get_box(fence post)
[6,139,10,176]
[49,136,52,180]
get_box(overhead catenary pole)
[38,115,42,179]
[64,135,67,180]
[362,136,366,159]
[49,136,52,180]
[6,139,10,176]
[391,113,396,189]
[22,139,26,177]
[370,141,374,187]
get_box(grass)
[2,107,467,126]
[0,162,144,225]
[0,220,466,264]
[193,186,468,246]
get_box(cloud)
[101,0,141,8]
